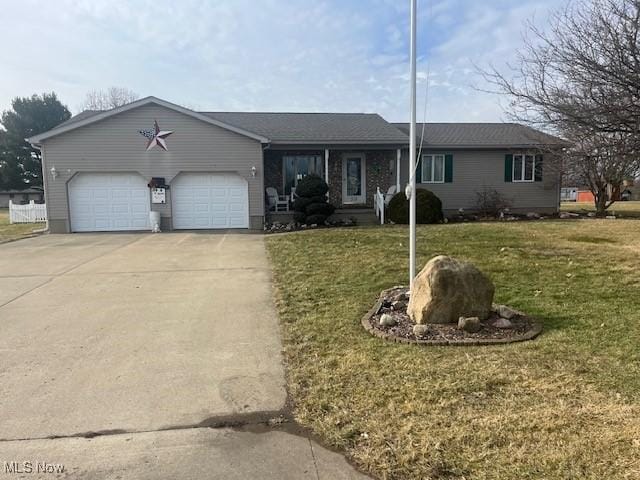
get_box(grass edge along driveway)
[266,220,640,480]
[0,208,43,243]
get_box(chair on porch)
[266,187,290,212]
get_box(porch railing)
[374,187,385,225]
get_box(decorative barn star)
[139,120,173,151]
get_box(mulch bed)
[362,287,543,346]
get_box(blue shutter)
[416,155,422,183]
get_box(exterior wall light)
[251,166,257,177]
[50,166,58,179]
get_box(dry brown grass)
[0,208,42,243]
[266,220,640,479]
[562,201,640,218]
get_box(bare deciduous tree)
[483,0,640,215]
[80,87,139,111]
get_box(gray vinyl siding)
[400,149,560,213]
[40,104,264,232]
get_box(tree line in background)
[0,87,138,190]
[485,0,640,215]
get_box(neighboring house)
[561,187,578,202]
[0,189,44,208]
[28,96,563,233]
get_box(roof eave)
[411,143,569,150]
[269,139,409,146]
[27,96,271,145]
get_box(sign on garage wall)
[151,187,166,204]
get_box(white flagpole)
[409,0,417,291]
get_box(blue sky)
[0,0,558,121]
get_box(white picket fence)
[9,200,47,224]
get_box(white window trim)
[512,153,536,183]
[421,154,445,184]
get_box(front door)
[342,154,366,204]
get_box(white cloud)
[0,0,560,122]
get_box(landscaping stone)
[390,291,408,303]
[412,324,430,337]
[458,316,481,333]
[526,212,541,219]
[493,318,514,329]
[379,313,397,327]
[495,304,518,319]
[407,255,495,324]
[391,300,407,311]
[365,287,542,346]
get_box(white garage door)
[172,173,249,229]
[68,173,150,232]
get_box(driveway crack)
[0,410,292,444]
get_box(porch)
[264,147,402,221]
[267,207,380,225]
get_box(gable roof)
[27,96,270,145]
[393,123,566,149]
[201,112,409,145]
[27,95,565,149]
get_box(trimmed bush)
[305,214,329,225]
[292,195,327,212]
[292,175,336,225]
[295,175,329,197]
[306,202,335,217]
[388,189,444,224]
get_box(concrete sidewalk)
[0,428,364,479]
[0,233,369,479]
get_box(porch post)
[396,148,401,192]
[325,148,330,200]
[324,148,329,184]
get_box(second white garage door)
[172,173,249,229]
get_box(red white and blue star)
[139,120,173,151]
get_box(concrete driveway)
[0,233,368,479]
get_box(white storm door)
[342,154,366,204]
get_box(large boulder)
[408,256,495,324]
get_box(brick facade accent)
[328,150,396,207]
[265,149,397,209]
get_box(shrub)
[388,189,444,224]
[475,188,511,217]
[295,175,329,197]
[292,175,335,224]
[292,195,327,212]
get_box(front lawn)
[0,208,41,243]
[562,200,640,218]
[266,221,640,479]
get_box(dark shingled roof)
[393,123,566,148]
[55,110,103,129]
[45,108,565,148]
[52,110,409,145]
[202,112,409,144]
